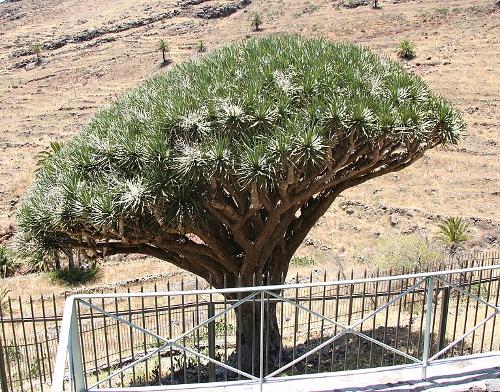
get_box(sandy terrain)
[0,0,499,295]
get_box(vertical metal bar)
[222,275,228,382]
[127,288,135,383]
[0,328,10,392]
[154,284,162,385]
[259,291,264,392]
[330,271,340,372]
[305,273,313,374]
[344,270,354,371]
[488,269,500,351]
[461,262,474,355]
[438,286,450,352]
[166,282,174,384]
[393,273,403,366]
[113,288,124,386]
[140,287,148,379]
[470,258,485,352]
[279,272,285,371]
[76,301,87,390]
[380,276,392,367]
[265,273,271,377]
[480,263,493,352]
[181,280,187,384]
[194,279,201,383]
[207,281,216,382]
[251,274,256,377]
[451,268,463,356]
[8,298,23,392]
[405,268,417,363]
[369,270,380,368]
[18,298,34,392]
[292,273,299,375]
[357,270,367,369]
[318,271,327,373]
[88,298,99,384]
[237,274,242,380]
[40,295,53,384]
[0,301,14,392]
[100,296,111,387]
[69,301,85,392]
[28,296,44,388]
[422,276,434,380]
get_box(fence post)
[207,302,216,382]
[438,286,450,352]
[0,333,8,392]
[259,290,264,392]
[422,276,434,380]
[69,301,85,392]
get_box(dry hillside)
[0,0,499,295]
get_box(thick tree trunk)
[232,300,281,376]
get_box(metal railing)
[50,263,500,392]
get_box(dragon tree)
[17,36,463,370]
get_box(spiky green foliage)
[156,39,169,63]
[437,217,469,247]
[197,40,207,53]
[251,12,262,31]
[18,36,463,288]
[397,40,416,60]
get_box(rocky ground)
[0,0,499,295]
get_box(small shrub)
[290,256,316,266]
[0,246,19,278]
[48,264,99,285]
[397,40,416,60]
[436,217,469,251]
[369,235,443,272]
[250,12,262,31]
[156,39,170,64]
[32,43,42,64]
[196,40,206,53]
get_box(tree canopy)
[17,35,463,288]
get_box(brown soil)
[0,0,499,295]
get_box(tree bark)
[231,301,281,376]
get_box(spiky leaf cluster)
[18,35,464,262]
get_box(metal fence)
[50,254,500,392]
[1,252,499,392]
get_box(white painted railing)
[51,264,500,392]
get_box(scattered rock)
[304,236,315,246]
[341,0,369,9]
[195,0,250,19]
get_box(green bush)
[251,12,262,31]
[290,256,316,266]
[368,235,443,272]
[0,246,19,278]
[397,40,416,60]
[436,217,469,247]
[48,264,99,285]
[196,40,206,53]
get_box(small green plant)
[196,40,206,53]
[156,39,170,64]
[48,264,99,285]
[32,44,42,63]
[290,256,316,266]
[397,40,416,60]
[436,217,469,251]
[250,12,262,31]
[0,246,19,278]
